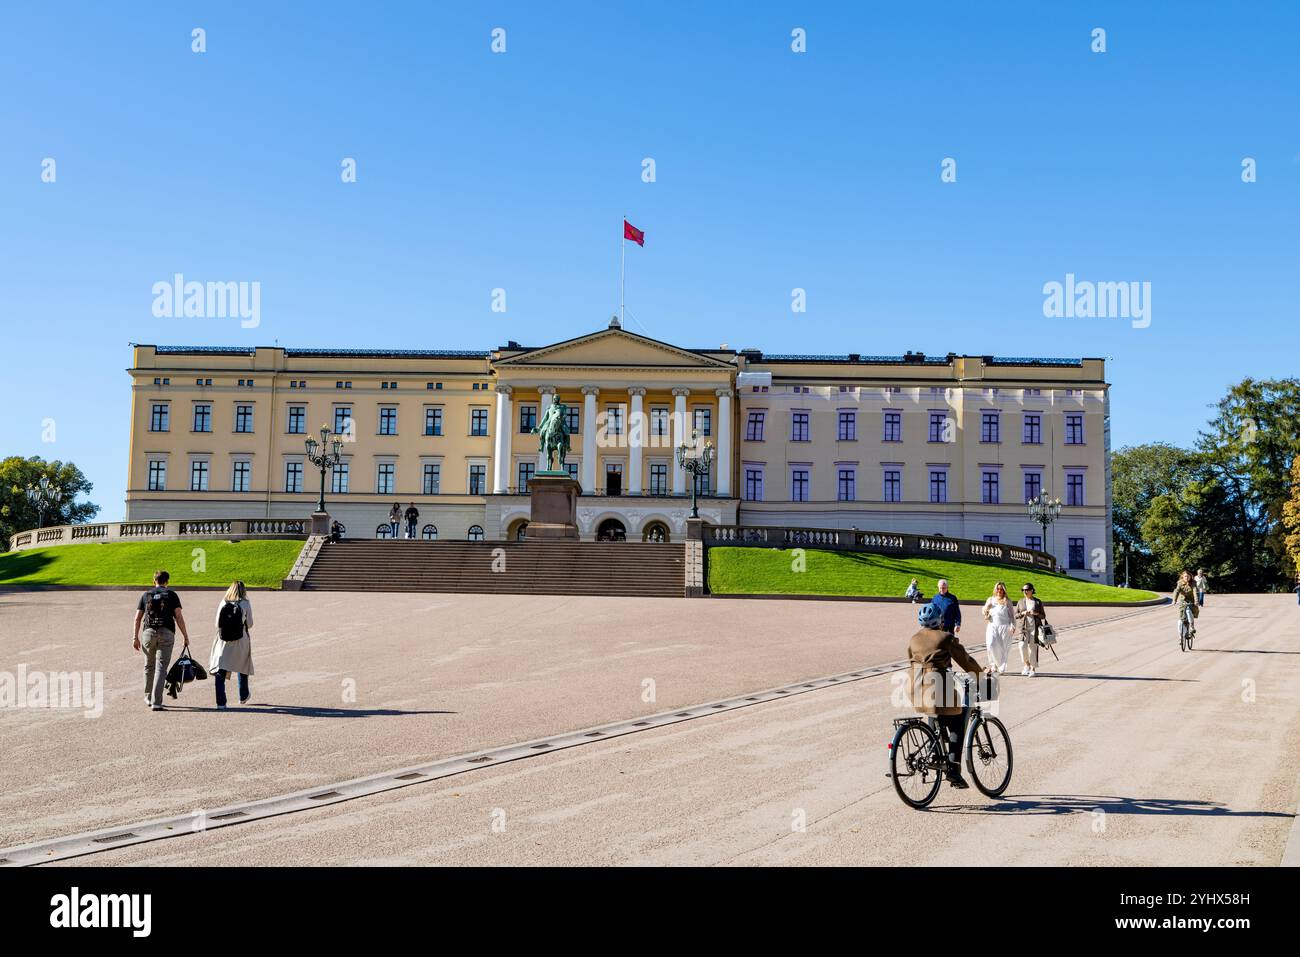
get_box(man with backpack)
[132,570,189,711]
[404,502,419,539]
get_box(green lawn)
[0,540,304,589]
[707,547,1159,603]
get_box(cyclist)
[1172,569,1198,641]
[907,602,987,790]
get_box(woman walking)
[210,581,254,709]
[982,581,1014,674]
[1014,582,1047,677]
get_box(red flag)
[623,219,645,246]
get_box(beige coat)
[906,627,983,716]
[208,598,254,676]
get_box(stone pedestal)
[527,474,581,540]
[309,511,331,536]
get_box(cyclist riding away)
[907,602,988,790]
[1172,569,1198,642]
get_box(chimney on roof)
[847,353,860,362]
[609,315,621,329]
[903,351,925,363]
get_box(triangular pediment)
[496,327,733,369]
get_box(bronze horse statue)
[532,401,570,472]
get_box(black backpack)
[217,600,245,642]
[145,589,170,629]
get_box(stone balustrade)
[6,518,308,553]
[702,523,1057,570]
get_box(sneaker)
[151,704,165,711]
[1027,669,1037,678]
[1021,666,1030,676]
[216,703,227,711]
[945,773,970,789]
[239,697,251,706]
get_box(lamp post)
[25,476,64,529]
[675,429,714,519]
[304,425,343,515]
[1027,492,1063,566]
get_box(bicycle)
[1177,603,1196,652]
[887,674,1013,809]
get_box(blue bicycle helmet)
[917,602,943,629]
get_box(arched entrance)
[596,518,626,541]
[506,519,529,541]
[642,521,670,543]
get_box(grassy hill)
[707,547,1159,603]
[0,540,304,589]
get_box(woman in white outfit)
[209,580,254,709]
[981,581,1014,674]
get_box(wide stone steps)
[300,540,686,597]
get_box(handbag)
[1039,622,1057,646]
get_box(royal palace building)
[125,321,1114,582]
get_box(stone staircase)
[299,540,687,597]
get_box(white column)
[672,387,690,495]
[716,387,733,497]
[581,386,598,491]
[628,387,645,494]
[537,386,556,470]
[492,385,512,493]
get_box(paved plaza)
[2,591,1297,865]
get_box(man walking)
[404,502,419,540]
[133,570,189,711]
[930,578,962,635]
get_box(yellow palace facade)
[125,321,1114,581]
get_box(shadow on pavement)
[161,704,455,718]
[1028,673,1196,682]
[1195,648,1300,655]
[931,794,1292,818]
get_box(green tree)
[0,457,100,550]
[1110,443,1198,589]
[1281,456,1300,581]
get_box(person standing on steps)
[388,502,401,538]
[133,570,189,711]
[404,502,419,540]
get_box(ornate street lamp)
[304,425,343,514]
[675,428,714,519]
[1027,492,1063,563]
[25,475,64,529]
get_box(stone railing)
[702,523,1057,570]
[6,518,309,553]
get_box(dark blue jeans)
[214,670,249,706]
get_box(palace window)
[649,462,668,495]
[791,412,810,442]
[470,409,489,436]
[744,468,764,502]
[285,462,303,493]
[883,411,902,443]
[147,460,166,490]
[519,405,538,433]
[425,407,442,436]
[928,412,948,443]
[331,463,349,494]
[1026,535,1043,550]
[1069,537,1086,570]
[150,403,169,432]
[693,407,712,437]
[422,463,440,495]
[981,412,999,444]
[791,468,810,502]
[604,405,624,436]
[190,461,209,492]
[234,404,254,433]
[883,469,901,503]
[929,470,948,504]
[468,464,486,494]
[334,407,352,437]
[1066,471,1085,506]
[192,404,211,433]
[564,405,580,434]
[468,525,485,542]
[232,461,251,492]
[984,535,1001,543]
[517,461,535,493]
[982,470,1000,504]
[1024,471,1042,504]
[837,468,856,502]
[838,411,856,441]
[1065,413,1085,445]
[745,411,765,442]
[651,407,669,441]
[287,405,305,434]
[1023,413,1042,445]
[376,463,395,494]
[379,407,398,435]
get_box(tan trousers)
[1018,636,1039,669]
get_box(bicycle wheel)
[965,713,1013,798]
[1179,615,1189,652]
[889,721,943,809]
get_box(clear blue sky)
[2,1,1297,520]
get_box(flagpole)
[619,216,626,327]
